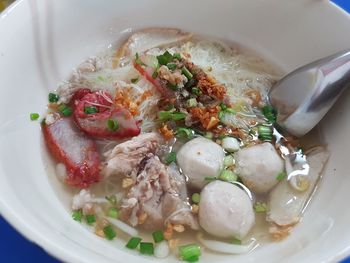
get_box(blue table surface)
[1,1,350,262]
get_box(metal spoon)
[269,49,350,137]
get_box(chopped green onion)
[103,225,116,240]
[58,104,73,117]
[72,209,82,222]
[204,176,217,182]
[186,98,197,108]
[175,127,194,139]
[178,244,201,262]
[152,230,164,243]
[105,195,117,205]
[231,238,242,245]
[225,108,236,114]
[182,67,193,80]
[158,111,186,121]
[165,104,174,111]
[107,119,119,131]
[223,155,235,167]
[131,77,140,83]
[48,93,59,103]
[173,53,182,60]
[219,170,238,183]
[30,113,40,121]
[157,51,173,65]
[185,78,196,89]
[167,63,177,71]
[135,53,146,66]
[276,171,287,181]
[218,134,226,140]
[191,87,201,96]
[258,125,273,141]
[204,132,213,139]
[85,214,96,225]
[140,242,154,255]
[219,103,227,111]
[191,193,200,204]
[218,111,225,120]
[107,207,119,219]
[167,82,178,91]
[152,70,158,79]
[126,237,142,249]
[165,152,177,165]
[262,105,277,123]
[84,106,98,114]
[254,202,267,213]
[97,76,105,81]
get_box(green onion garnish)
[167,82,178,91]
[258,125,273,141]
[231,238,242,245]
[262,105,277,123]
[139,242,154,255]
[191,87,201,96]
[152,70,158,79]
[165,104,175,111]
[105,195,117,205]
[85,214,96,225]
[165,152,177,165]
[219,170,238,183]
[107,207,119,219]
[152,230,164,243]
[223,155,235,167]
[186,98,197,108]
[181,67,193,80]
[48,93,59,103]
[178,244,201,262]
[158,111,186,121]
[72,210,82,222]
[84,106,98,114]
[254,202,267,213]
[157,51,173,65]
[173,53,182,60]
[30,113,40,121]
[167,63,177,71]
[276,171,287,181]
[135,53,146,66]
[58,104,73,117]
[218,111,225,120]
[131,77,140,84]
[204,176,217,182]
[103,225,116,240]
[191,193,200,204]
[107,119,119,131]
[126,237,142,249]
[219,103,227,111]
[225,108,236,114]
[175,127,194,139]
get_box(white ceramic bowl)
[1,0,350,262]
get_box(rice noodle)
[197,233,257,254]
[106,217,139,236]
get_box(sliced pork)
[42,116,100,188]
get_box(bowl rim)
[1,1,350,263]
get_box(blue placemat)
[1,1,350,262]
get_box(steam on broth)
[40,28,329,261]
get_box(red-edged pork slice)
[42,117,100,188]
[73,90,140,139]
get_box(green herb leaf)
[48,93,59,103]
[173,53,182,60]
[30,113,40,121]
[191,193,200,204]
[131,77,140,83]
[72,210,82,222]
[85,214,96,225]
[107,119,119,131]
[152,70,158,79]
[175,127,194,139]
[107,207,119,219]
[103,225,116,240]
[126,237,142,249]
[158,111,186,121]
[219,103,227,111]
[140,242,154,255]
[156,51,173,65]
[167,63,177,71]
[254,202,267,213]
[276,171,287,181]
[152,230,164,243]
[165,152,177,165]
[84,106,98,114]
